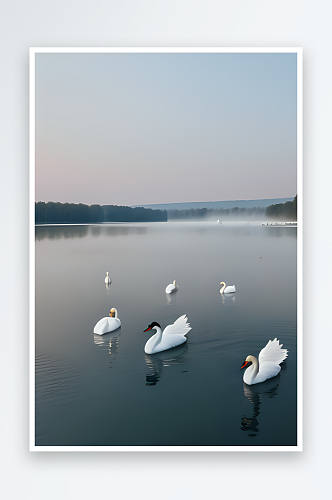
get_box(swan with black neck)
[143,315,191,354]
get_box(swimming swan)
[105,272,111,284]
[144,314,191,354]
[220,281,236,294]
[240,338,288,385]
[165,280,178,294]
[94,308,121,335]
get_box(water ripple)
[35,354,82,408]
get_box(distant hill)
[132,198,294,211]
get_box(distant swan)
[240,338,288,385]
[94,308,121,335]
[165,280,178,294]
[220,281,236,294]
[144,315,191,354]
[105,272,111,284]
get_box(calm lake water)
[35,221,297,447]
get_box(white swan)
[105,272,111,284]
[144,314,191,354]
[220,281,236,294]
[93,308,121,335]
[240,338,288,385]
[165,280,178,294]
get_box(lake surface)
[34,221,297,447]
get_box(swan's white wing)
[147,334,187,354]
[259,338,288,366]
[254,362,281,384]
[163,315,191,336]
[93,317,121,335]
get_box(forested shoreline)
[35,196,297,224]
[35,202,167,223]
[168,195,297,221]
[168,206,266,220]
[265,195,297,221]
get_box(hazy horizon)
[35,51,297,206]
[35,196,294,208]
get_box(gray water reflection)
[165,290,180,306]
[93,328,121,367]
[36,223,148,241]
[263,227,297,239]
[220,294,236,306]
[35,225,89,240]
[145,344,188,386]
[241,379,280,438]
[35,221,297,446]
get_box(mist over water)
[35,221,297,447]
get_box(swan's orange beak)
[143,326,152,332]
[241,360,252,369]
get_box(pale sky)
[35,51,297,206]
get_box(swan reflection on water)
[93,328,121,361]
[166,292,179,305]
[221,294,235,306]
[145,343,188,386]
[241,379,279,438]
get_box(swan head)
[109,308,117,318]
[144,321,161,332]
[220,281,225,286]
[241,355,253,370]
[173,280,176,286]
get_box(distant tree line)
[167,206,266,220]
[35,202,167,223]
[265,195,297,221]
[102,205,167,222]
